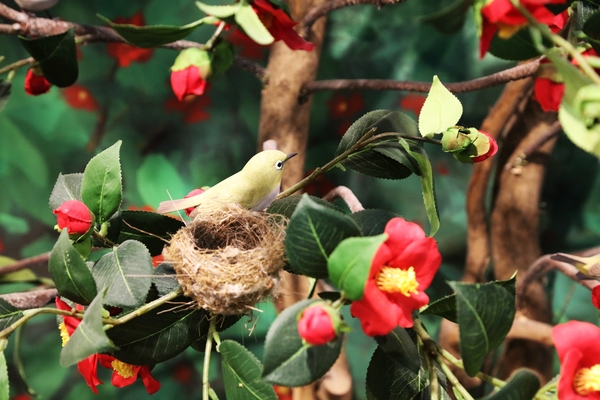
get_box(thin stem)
[92,230,116,248]
[107,288,184,327]
[534,380,557,400]
[203,317,217,400]
[0,57,34,76]
[205,22,226,49]
[421,340,439,400]
[14,326,37,397]
[436,354,475,400]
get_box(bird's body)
[157,150,297,217]
[14,0,59,11]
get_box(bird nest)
[162,204,287,315]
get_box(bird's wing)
[157,192,205,214]
[251,183,280,211]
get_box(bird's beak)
[284,152,298,163]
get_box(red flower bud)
[297,305,337,346]
[170,48,211,101]
[53,200,93,235]
[24,68,51,96]
[472,131,498,163]
[184,188,205,216]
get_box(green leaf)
[0,80,10,113]
[335,110,421,180]
[19,27,78,87]
[374,327,421,374]
[267,194,342,219]
[105,210,184,256]
[196,2,239,18]
[366,347,427,400]
[98,14,205,48]
[262,299,343,386]
[488,28,543,61]
[49,173,84,210]
[235,1,274,45]
[108,300,204,365]
[418,76,463,137]
[0,351,7,400]
[285,194,362,278]
[559,84,600,158]
[60,290,115,367]
[350,209,399,236]
[0,299,24,332]
[399,140,440,236]
[220,340,278,400]
[486,369,540,400]
[211,41,235,76]
[49,230,97,305]
[81,141,122,223]
[450,278,516,377]
[583,10,600,54]
[328,234,387,300]
[152,263,181,296]
[420,0,474,34]
[92,240,153,309]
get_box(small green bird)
[157,150,297,217]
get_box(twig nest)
[163,204,287,315]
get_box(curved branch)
[1,289,57,309]
[300,0,406,37]
[322,186,364,212]
[300,60,541,101]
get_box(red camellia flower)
[61,85,99,111]
[251,0,314,51]
[56,298,161,395]
[552,320,600,399]
[472,131,498,163]
[106,11,154,67]
[297,305,337,346]
[170,48,211,101]
[479,0,566,58]
[53,200,93,235]
[327,92,364,119]
[24,68,51,96]
[350,218,441,336]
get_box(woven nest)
[163,204,287,315]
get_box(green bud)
[441,127,472,153]
[171,48,212,79]
[574,84,600,130]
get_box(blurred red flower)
[250,0,314,51]
[327,93,364,119]
[165,92,211,124]
[61,85,99,111]
[24,68,51,96]
[106,11,154,67]
[399,93,426,116]
[229,29,268,59]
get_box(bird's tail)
[157,194,204,214]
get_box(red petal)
[77,354,103,394]
[593,286,600,309]
[139,366,161,394]
[170,69,190,101]
[553,321,600,367]
[557,348,586,400]
[350,280,399,336]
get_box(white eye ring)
[275,160,284,170]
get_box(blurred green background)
[1,0,599,398]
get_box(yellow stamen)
[111,360,136,379]
[496,23,525,39]
[58,322,69,347]
[574,364,600,395]
[376,266,419,296]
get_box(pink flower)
[24,68,51,96]
[53,200,93,235]
[251,0,314,51]
[350,218,441,336]
[479,0,566,58]
[472,131,498,163]
[552,321,600,399]
[298,305,337,345]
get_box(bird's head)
[241,150,297,183]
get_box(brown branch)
[505,119,562,170]
[300,0,406,38]
[1,288,57,309]
[0,252,50,276]
[233,55,268,83]
[0,56,34,75]
[299,60,540,102]
[505,312,554,347]
[322,186,364,212]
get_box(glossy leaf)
[374,327,421,374]
[49,173,84,210]
[328,234,387,300]
[235,1,274,45]
[152,263,181,296]
[92,240,153,308]
[108,300,204,365]
[267,194,341,219]
[220,340,278,400]
[196,2,239,18]
[450,278,516,377]
[0,299,23,332]
[98,14,205,48]
[488,28,544,61]
[81,141,122,223]
[420,0,474,34]
[60,290,115,367]
[285,194,361,278]
[350,209,399,236]
[262,299,343,386]
[399,139,439,236]
[486,369,540,400]
[105,210,184,256]
[211,41,235,76]
[49,230,97,305]
[366,347,427,400]
[19,27,78,87]
[418,76,462,137]
[0,80,10,113]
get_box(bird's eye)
[275,160,284,170]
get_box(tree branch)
[0,252,50,276]
[300,0,406,38]
[322,186,364,212]
[1,289,57,309]
[299,60,540,102]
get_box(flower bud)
[183,188,205,217]
[297,304,339,346]
[440,127,472,153]
[170,48,211,101]
[574,84,600,131]
[447,128,498,163]
[53,200,93,235]
[24,67,51,96]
